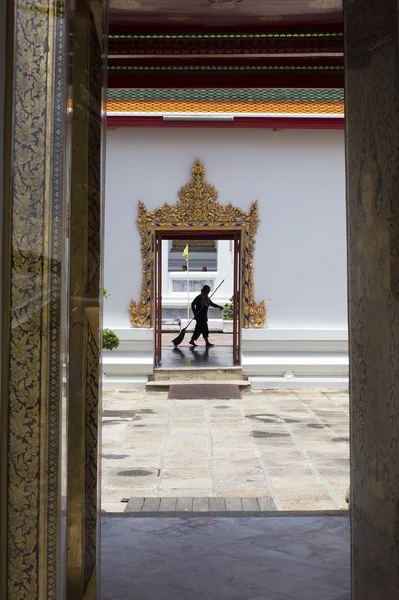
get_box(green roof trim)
[108,88,344,103]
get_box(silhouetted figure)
[189,285,223,347]
[202,266,208,272]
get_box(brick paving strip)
[124,496,278,513]
[102,495,346,516]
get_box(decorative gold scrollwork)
[129,159,266,328]
[128,298,148,328]
[248,299,266,329]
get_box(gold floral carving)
[1,0,66,598]
[129,159,266,328]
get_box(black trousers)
[191,320,209,341]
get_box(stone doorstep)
[146,380,251,391]
[151,366,245,382]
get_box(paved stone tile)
[215,490,272,498]
[225,498,243,511]
[212,449,260,460]
[125,497,144,511]
[277,492,338,511]
[159,497,178,511]
[176,497,193,511]
[159,478,213,490]
[157,489,214,498]
[257,497,277,511]
[102,389,350,510]
[141,498,161,512]
[160,467,210,478]
[165,459,210,469]
[102,502,126,513]
[193,497,209,512]
[104,476,160,490]
[207,497,225,511]
[241,498,259,511]
[213,477,269,490]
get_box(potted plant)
[103,288,120,351]
[222,296,234,333]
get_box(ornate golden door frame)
[153,229,242,366]
[128,160,266,331]
[0,0,107,598]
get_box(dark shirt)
[191,293,219,322]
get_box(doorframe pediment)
[128,159,266,329]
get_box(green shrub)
[223,296,234,321]
[102,287,120,350]
[103,328,120,351]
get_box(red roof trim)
[107,116,344,130]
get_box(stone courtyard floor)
[101,389,349,513]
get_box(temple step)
[150,366,245,382]
[146,379,251,392]
[147,366,249,391]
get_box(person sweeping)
[172,280,225,347]
[189,285,224,348]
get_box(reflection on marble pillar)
[345,0,399,598]
[0,1,68,599]
[67,0,107,598]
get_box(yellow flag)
[183,245,189,262]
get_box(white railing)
[169,271,217,295]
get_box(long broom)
[172,279,225,347]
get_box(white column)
[161,240,169,297]
[216,240,234,304]
[186,246,190,321]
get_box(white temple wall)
[104,127,348,388]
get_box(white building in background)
[103,126,348,389]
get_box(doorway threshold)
[147,365,249,391]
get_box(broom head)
[172,328,187,347]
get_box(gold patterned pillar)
[66,0,107,598]
[0,0,68,598]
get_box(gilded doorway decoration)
[128,159,266,328]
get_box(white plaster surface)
[104,127,347,332]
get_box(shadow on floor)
[101,515,350,600]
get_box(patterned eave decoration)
[107,88,344,129]
[108,29,344,89]
[108,30,344,56]
[108,62,344,73]
[109,30,344,40]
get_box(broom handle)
[185,279,225,329]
